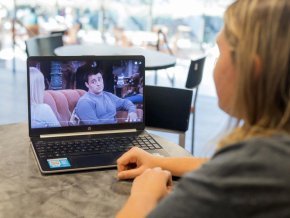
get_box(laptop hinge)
[40,129,137,138]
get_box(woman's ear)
[253,54,262,79]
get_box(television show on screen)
[28,58,144,129]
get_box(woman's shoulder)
[149,135,290,218]
[213,134,290,161]
[193,134,290,181]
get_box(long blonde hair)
[30,67,45,104]
[218,0,290,147]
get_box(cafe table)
[54,43,176,71]
[0,123,191,218]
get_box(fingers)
[117,148,135,169]
[117,167,144,180]
[130,167,173,200]
[116,147,155,180]
[144,167,172,187]
[117,148,164,174]
[154,168,172,186]
[165,170,173,187]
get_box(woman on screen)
[30,67,60,128]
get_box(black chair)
[185,56,206,154]
[25,34,63,56]
[145,85,193,148]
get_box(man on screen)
[75,68,138,125]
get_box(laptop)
[27,55,169,174]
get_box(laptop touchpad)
[70,154,116,168]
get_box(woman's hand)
[117,147,161,180]
[116,167,172,218]
[131,167,173,201]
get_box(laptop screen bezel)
[27,55,145,137]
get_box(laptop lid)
[27,55,145,138]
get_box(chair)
[44,89,86,126]
[185,56,206,154]
[145,85,193,148]
[25,34,63,56]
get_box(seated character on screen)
[75,68,138,125]
[124,73,144,104]
[29,67,60,128]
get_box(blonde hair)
[30,67,45,104]
[218,0,290,148]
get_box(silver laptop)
[27,55,169,174]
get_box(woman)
[116,0,290,217]
[30,67,60,128]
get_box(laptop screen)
[27,56,145,135]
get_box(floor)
[0,54,229,157]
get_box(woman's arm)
[156,156,208,177]
[117,147,208,179]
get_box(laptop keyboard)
[34,135,162,159]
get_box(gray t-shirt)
[148,135,290,218]
[75,91,136,125]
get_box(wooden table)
[0,123,191,218]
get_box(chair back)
[145,85,193,132]
[44,89,85,126]
[25,34,63,56]
[185,56,206,89]
[184,56,206,153]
